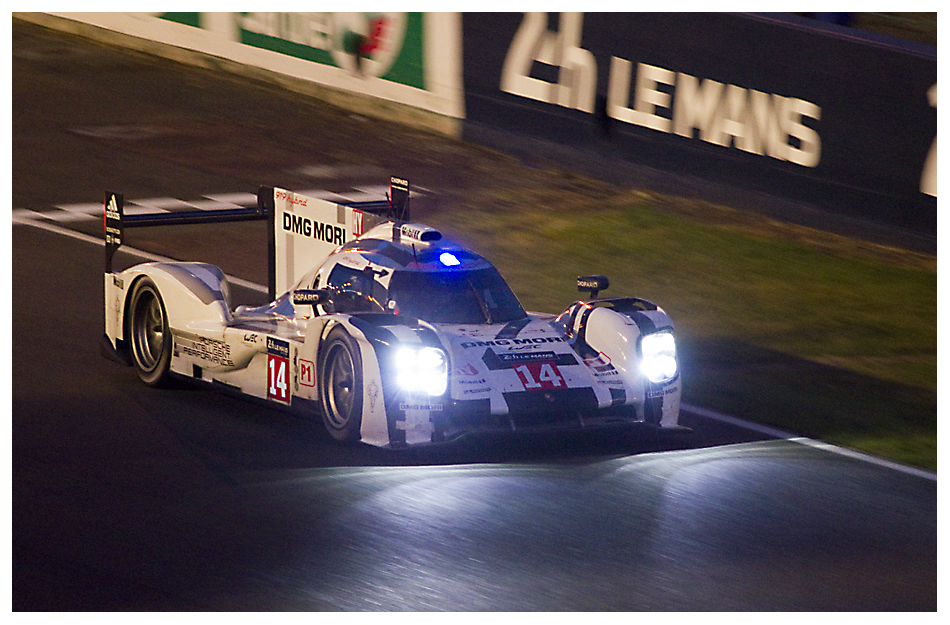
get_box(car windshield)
[388,267,526,324]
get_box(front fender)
[307,316,390,447]
[583,307,647,392]
[582,306,681,426]
[311,314,450,447]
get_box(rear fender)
[108,263,232,345]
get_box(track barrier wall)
[20,12,466,136]
[462,12,936,235]
[20,12,936,236]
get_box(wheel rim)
[325,344,356,429]
[133,290,165,372]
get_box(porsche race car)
[101,178,683,446]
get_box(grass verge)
[426,173,936,471]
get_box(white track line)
[681,404,936,481]
[12,214,267,294]
[12,213,937,482]
[14,187,421,223]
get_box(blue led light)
[439,252,461,267]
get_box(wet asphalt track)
[11,19,937,610]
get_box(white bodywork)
[103,186,682,447]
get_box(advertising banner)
[159,12,425,89]
[462,13,936,234]
[29,12,935,233]
[47,12,465,120]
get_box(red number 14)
[515,363,563,391]
[268,355,290,404]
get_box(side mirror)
[293,289,330,306]
[577,275,609,300]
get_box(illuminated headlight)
[395,346,448,396]
[640,331,677,383]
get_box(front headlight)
[395,346,448,396]
[640,331,677,383]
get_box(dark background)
[461,13,937,235]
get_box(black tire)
[318,328,363,442]
[128,278,173,387]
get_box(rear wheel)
[319,328,363,442]
[128,278,173,386]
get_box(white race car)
[102,178,683,446]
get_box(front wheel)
[128,278,173,387]
[318,328,363,442]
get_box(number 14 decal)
[515,362,564,390]
[267,337,292,405]
[268,355,291,404]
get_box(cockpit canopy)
[323,263,526,324]
[287,220,527,325]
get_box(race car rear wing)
[260,177,409,298]
[104,177,411,299]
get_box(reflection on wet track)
[226,441,934,610]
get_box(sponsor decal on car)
[460,336,566,348]
[275,189,308,206]
[582,352,622,384]
[104,194,122,247]
[457,378,488,385]
[400,402,443,412]
[176,333,236,367]
[483,348,577,370]
[583,352,613,372]
[497,350,558,363]
[282,211,346,245]
[299,358,316,387]
[455,363,480,376]
[267,337,292,404]
[647,385,678,398]
[368,380,379,412]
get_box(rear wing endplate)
[104,176,411,300]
